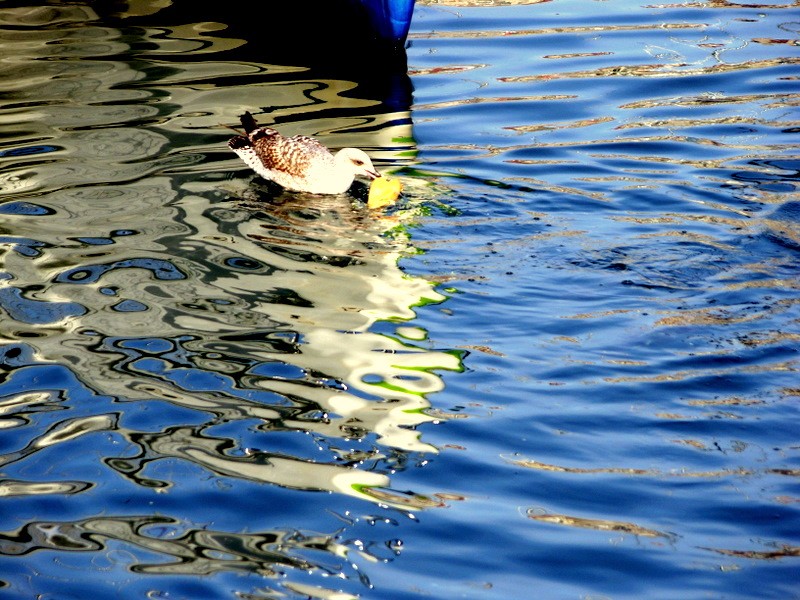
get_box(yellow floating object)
[367,176,402,209]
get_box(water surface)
[0,1,798,598]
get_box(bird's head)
[336,148,380,180]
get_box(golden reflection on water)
[699,543,800,560]
[0,0,463,517]
[503,57,800,82]
[648,1,799,8]
[506,455,760,478]
[410,22,706,41]
[526,509,673,539]
[619,92,800,109]
[1,174,461,508]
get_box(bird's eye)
[353,159,364,166]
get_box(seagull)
[228,112,380,195]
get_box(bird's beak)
[367,169,381,180]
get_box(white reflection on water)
[0,0,460,518]
[1,169,461,506]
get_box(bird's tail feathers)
[240,111,259,134]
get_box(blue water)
[1,1,799,599]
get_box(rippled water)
[1,1,799,598]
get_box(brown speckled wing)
[250,129,330,177]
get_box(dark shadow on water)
[94,0,415,111]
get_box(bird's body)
[228,112,380,195]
